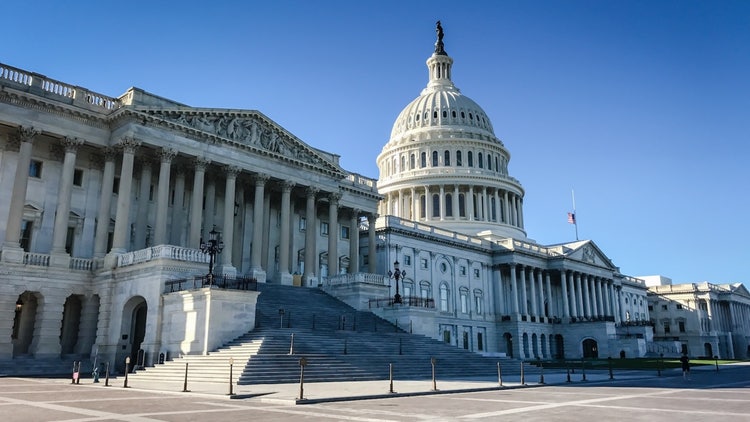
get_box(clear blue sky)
[4,1,748,285]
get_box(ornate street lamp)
[388,260,405,304]
[199,225,224,285]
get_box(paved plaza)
[0,363,748,421]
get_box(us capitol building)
[1,24,747,371]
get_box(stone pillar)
[595,278,605,318]
[348,209,360,274]
[2,127,39,262]
[582,274,592,318]
[529,267,538,317]
[467,186,474,221]
[424,185,431,221]
[453,185,459,219]
[560,270,570,318]
[220,166,240,277]
[495,265,505,315]
[278,181,294,284]
[170,166,187,246]
[518,198,524,228]
[588,276,598,317]
[482,186,489,221]
[303,187,318,282]
[204,176,216,232]
[188,157,210,247]
[509,264,520,315]
[75,295,100,355]
[367,213,377,274]
[134,158,154,249]
[575,272,584,319]
[544,271,553,318]
[520,265,529,317]
[503,191,509,224]
[397,189,403,218]
[50,137,84,265]
[93,148,117,258]
[618,287,627,322]
[109,137,141,255]
[327,192,341,276]
[154,148,177,245]
[30,301,65,359]
[410,187,417,220]
[438,185,445,220]
[250,174,269,273]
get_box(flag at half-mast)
[567,212,576,224]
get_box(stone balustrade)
[23,252,50,267]
[69,257,93,271]
[326,272,388,287]
[383,216,487,246]
[118,245,210,268]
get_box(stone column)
[482,186,489,221]
[453,185,459,219]
[134,158,154,249]
[188,157,210,247]
[278,181,294,284]
[75,295,99,355]
[303,187,318,282]
[410,187,417,220]
[495,265,505,315]
[154,148,177,246]
[503,191,509,224]
[204,176,216,232]
[50,137,84,265]
[618,288,627,322]
[170,166,187,246]
[509,264,520,315]
[518,198,524,228]
[220,166,240,277]
[467,186,475,221]
[520,266,529,318]
[438,185,445,220]
[545,271,553,318]
[582,274,592,318]
[29,301,65,359]
[367,213,377,273]
[327,192,341,276]
[397,189,403,218]
[250,174,269,274]
[529,267,538,317]
[424,185,431,221]
[348,209,360,274]
[595,278,605,318]
[575,273,584,318]
[560,270,570,318]
[109,137,141,255]
[93,148,117,258]
[2,127,39,261]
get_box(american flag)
[567,212,576,224]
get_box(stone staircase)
[130,284,536,385]
[0,355,91,378]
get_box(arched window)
[458,194,466,217]
[400,156,405,173]
[444,150,450,166]
[440,284,450,312]
[478,153,483,169]
[474,289,484,315]
[420,152,427,168]
[445,194,453,217]
[420,281,431,299]
[432,151,438,167]
[432,194,440,218]
[419,195,426,219]
[487,154,492,170]
[467,151,473,167]
[460,287,469,314]
[495,156,499,172]
[456,151,462,166]
[410,153,415,170]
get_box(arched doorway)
[60,295,83,355]
[555,334,564,359]
[118,296,147,372]
[541,334,547,358]
[531,333,539,359]
[582,338,598,358]
[704,342,713,358]
[12,291,40,357]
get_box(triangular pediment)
[558,240,616,270]
[131,107,345,177]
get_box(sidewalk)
[113,368,661,405]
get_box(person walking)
[680,353,690,380]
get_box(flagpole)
[572,190,579,241]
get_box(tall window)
[459,194,466,217]
[29,160,43,178]
[460,287,469,313]
[456,151,462,166]
[467,151,473,167]
[432,151,438,167]
[20,220,33,252]
[320,221,329,236]
[445,194,453,217]
[420,152,427,168]
[65,227,75,254]
[478,153,483,168]
[432,194,440,218]
[444,150,450,166]
[410,153,415,170]
[487,155,492,170]
[440,284,449,312]
[400,156,405,173]
[419,195,426,218]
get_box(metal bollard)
[298,357,307,400]
[520,361,525,385]
[608,357,614,380]
[228,357,235,396]
[123,357,131,388]
[566,367,571,383]
[714,355,719,372]
[389,363,395,393]
[431,357,438,391]
[539,360,545,384]
[657,353,663,377]
[497,361,503,387]
[581,359,587,381]
[104,362,111,387]
[182,362,190,392]
[289,333,295,355]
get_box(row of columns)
[1,128,379,281]
[384,185,523,227]
[499,264,623,323]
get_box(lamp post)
[199,225,224,286]
[388,260,405,304]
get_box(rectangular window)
[460,294,468,313]
[404,255,411,266]
[661,304,668,310]
[473,268,480,278]
[65,226,75,254]
[113,177,120,194]
[648,305,654,311]
[676,304,683,310]
[321,222,329,236]
[420,152,426,168]
[678,321,685,332]
[421,258,428,269]
[29,160,43,178]
[19,220,33,252]
[477,332,483,351]
[341,226,349,239]
[475,296,482,314]
[663,322,671,334]
[73,169,84,187]
[149,184,155,201]
[459,266,466,276]
[299,217,306,231]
